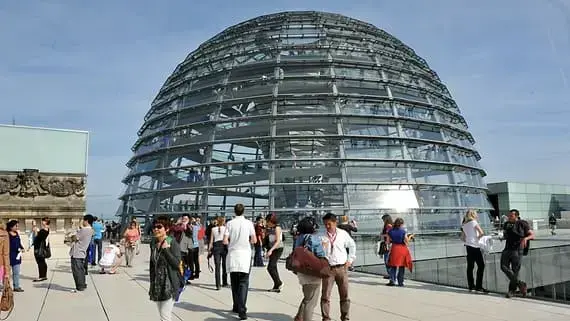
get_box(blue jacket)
[294,233,326,258]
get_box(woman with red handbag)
[293,217,326,321]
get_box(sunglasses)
[153,224,164,230]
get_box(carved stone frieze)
[0,169,85,198]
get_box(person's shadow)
[176,302,292,321]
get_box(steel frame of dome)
[119,11,492,232]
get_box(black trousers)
[92,239,103,264]
[253,243,264,266]
[34,254,48,279]
[71,258,87,290]
[213,242,228,287]
[465,245,485,289]
[267,247,284,289]
[188,247,200,279]
[230,272,250,315]
[500,249,522,292]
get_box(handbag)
[34,239,51,259]
[378,241,388,255]
[285,235,331,278]
[0,279,14,320]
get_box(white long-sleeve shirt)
[320,228,356,266]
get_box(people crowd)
[0,206,543,320]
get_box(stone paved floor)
[8,243,570,321]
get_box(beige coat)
[0,229,11,279]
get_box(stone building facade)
[0,168,86,232]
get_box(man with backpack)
[500,209,534,298]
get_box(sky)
[0,0,569,218]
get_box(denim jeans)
[383,252,390,275]
[389,266,405,286]
[12,264,21,289]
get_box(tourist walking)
[265,213,284,292]
[224,204,256,320]
[171,215,193,283]
[386,218,413,287]
[293,217,326,321]
[70,214,94,292]
[549,213,557,235]
[461,209,488,293]
[33,217,50,282]
[7,220,24,292]
[92,217,105,265]
[320,213,356,321]
[123,221,140,267]
[380,214,393,279]
[149,216,183,321]
[253,216,265,267]
[209,216,228,290]
[189,217,201,280]
[501,209,534,298]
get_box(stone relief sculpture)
[0,169,85,198]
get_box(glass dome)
[119,11,492,233]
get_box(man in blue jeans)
[91,217,105,266]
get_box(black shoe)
[33,278,47,282]
[505,291,513,298]
[386,282,395,286]
[239,313,247,320]
[475,288,489,294]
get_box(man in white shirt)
[320,213,356,321]
[224,204,256,320]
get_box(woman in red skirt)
[386,218,414,286]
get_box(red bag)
[286,237,331,278]
[197,226,205,241]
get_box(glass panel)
[395,103,436,122]
[334,67,381,81]
[406,142,449,162]
[343,118,398,136]
[215,119,270,140]
[182,89,219,107]
[339,99,393,116]
[348,185,419,210]
[346,162,408,183]
[189,73,226,91]
[344,139,404,159]
[390,85,428,103]
[225,81,274,100]
[274,138,340,159]
[276,117,337,136]
[273,183,345,209]
[228,66,275,83]
[281,65,330,78]
[336,80,388,96]
[219,98,273,119]
[331,49,375,63]
[410,165,455,185]
[443,129,473,149]
[280,49,327,61]
[278,79,331,95]
[277,98,335,114]
[401,123,443,141]
[417,188,461,207]
[140,117,176,138]
[135,135,171,156]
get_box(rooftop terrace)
[11,239,570,321]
